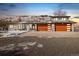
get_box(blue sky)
[0,3,79,17]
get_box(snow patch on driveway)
[0,42,43,51]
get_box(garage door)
[55,23,67,31]
[37,24,48,31]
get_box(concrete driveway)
[20,32,79,38]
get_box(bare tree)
[53,3,67,16]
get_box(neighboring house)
[71,17,79,31]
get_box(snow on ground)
[0,30,27,38]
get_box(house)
[8,15,76,32]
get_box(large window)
[58,18,62,20]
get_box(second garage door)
[55,23,67,31]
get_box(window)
[58,18,62,20]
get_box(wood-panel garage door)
[37,24,48,31]
[55,23,67,31]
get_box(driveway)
[20,32,79,38]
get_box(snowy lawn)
[0,30,27,38]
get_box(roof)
[19,21,76,24]
[50,16,70,18]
